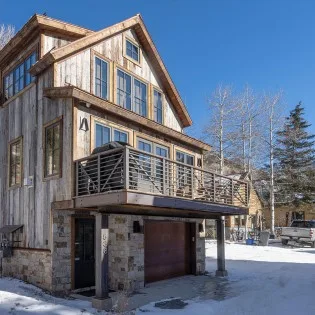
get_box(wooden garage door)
[145,221,193,283]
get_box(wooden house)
[0,14,249,309]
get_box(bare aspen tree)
[0,24,15,50]
[203,84,238,175]
[261,91,284,236]
[236,85,258,238]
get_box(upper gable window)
[125,38,140,63]
[95,57,109,100]
[3,51,37,102]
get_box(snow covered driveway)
[139,241,315,314]
[1,242,315,314]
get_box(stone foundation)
[2,211,206,295]
[1,248,52,291]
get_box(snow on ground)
[1,241,315,314]
[0,278,104,314]
[138,241,315,315]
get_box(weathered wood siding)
[56,29,183,132]
[0,67,73,249]
[42,34,73,55]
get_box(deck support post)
[92,213,112,311]
[216,216,228,277]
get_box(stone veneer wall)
[108,214,206,291]
[51,209,74,294]
[1,249,52,291]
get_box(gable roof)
[0,14,93,66]
[30,14,193,127]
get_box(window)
[3,51,37,101]
[44,119,62,178]
[137,138,169,158]
[95,57,108,100]
[114,129,128,143]
[134,79,147,117]
[176,151,194,190]
[176,151,194,166]
[125,39,140,63]
[117,69,132,110]
[9,138,22,187]
[96,124,110,147]
[95,122,129,147]
[116,69,147,117]
[14,64,24,93]
[153,90,163,124]
[4,72,14,100]
[25,53,36,85]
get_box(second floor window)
[95,57,108,100]
[116,69,147,117]
[154,90,163,124]
[9,137,22,187]
[3,51,37,101]
[95,122,129,147]
[44,119,62,178]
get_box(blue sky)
[1,0,315,138]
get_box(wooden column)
[216,216,228,277]
[92,213,112,311]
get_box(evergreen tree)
[275,102,315,203]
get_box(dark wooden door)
[74,218,95,289]
[145,221,193,283]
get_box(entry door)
[74,218,95,289]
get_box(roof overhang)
[44,86,211,152]
[0,14,93,66]
[30,14,192,127]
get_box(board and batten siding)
[0,69,73,249]
[42,34,73,56]
[55,29,183,132]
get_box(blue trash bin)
[246,238,254,245]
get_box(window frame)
[137,137,170,158]
[94,56,109,101]
[2,49,37,103]
[123,35,141,65]
[175,150,195,166]
[8,136,23,189]
[94,121,129,148]
[116,67,148,118]
[43,117,63,180]
[153,88,164,124]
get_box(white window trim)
[95,122,129,147]
[116,68,148,117]
[94,56,109,100]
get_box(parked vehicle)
[281,220,315,247]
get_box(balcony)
[73,146,249,217]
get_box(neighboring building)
[0,14,248,308]
[263,203,315,228]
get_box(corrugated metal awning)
[0,225,23,234]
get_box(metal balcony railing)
[74,146,249,208]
